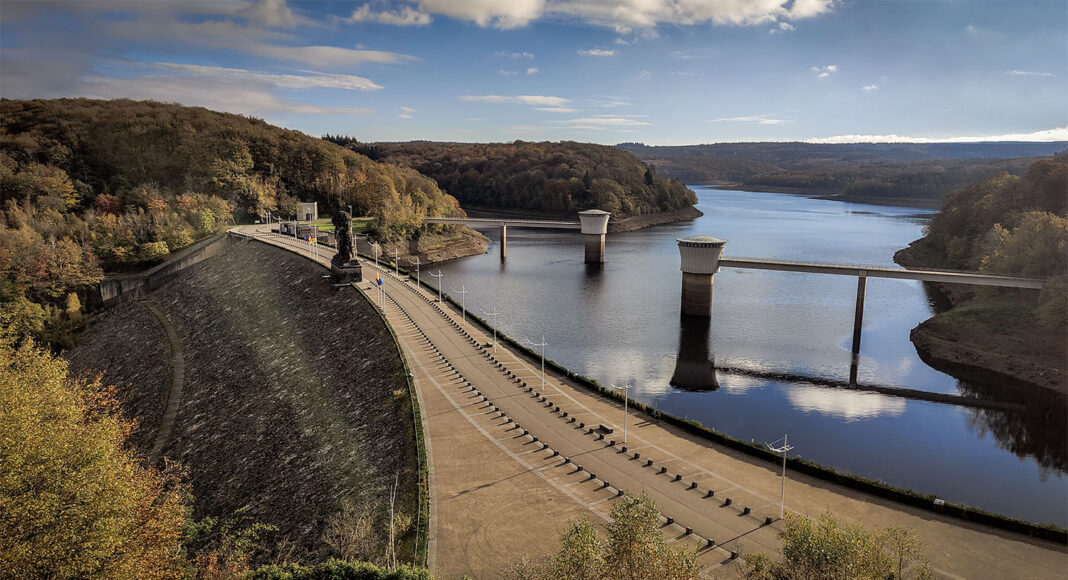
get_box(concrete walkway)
[141,299,185,466]
[233,225,1067,580]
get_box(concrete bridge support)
[578,210,611,264]
[500,224,507,261]
[676,236,727,317]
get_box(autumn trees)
[0,334,189,577]
[354,140,697,218]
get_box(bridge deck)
[719,258,1045,289]
[425,217,581,230]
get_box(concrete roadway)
[233,225,1067,580]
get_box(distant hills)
[337,139,697,218]
[619,141,1068,207]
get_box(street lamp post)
[391,249,399,275]
[610,382,633,443]
[450,283,468,326]
[409,257,421,288]
[766,434,794,520]
[480,305,500,353]
[372,242,380,268]
[526,336,547,390]
[429,270,444,302]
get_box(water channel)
[432,187,1067,526]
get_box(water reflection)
[786,384,907,421]
[670,315,719,391]
[961,381,1068,478]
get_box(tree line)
[329,139,698,217]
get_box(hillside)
[65,239,420,565]
[0,98,466,349]
[619,142,1066,208]
[894,153,1068,392]
[339,139,698,219]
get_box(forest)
[329,138,698,218]
[0,98,463,347]
[619,141,1066,206]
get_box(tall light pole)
[429,270,444,302]
[409,257,421,288]
[526,336,547,390]
[480,305,500,353]
[372,242,380,268]
[391,248,399,275]
[766,434,794,520]
[450,283,468,326]
[610,382,632,443]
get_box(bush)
[250,559,432,580]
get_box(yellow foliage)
[0,337,190,577]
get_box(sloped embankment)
[65,239,417,564]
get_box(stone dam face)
[65,239,419,564]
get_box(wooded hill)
[619,142,1067,207]
[0,98,461,347]
[333,139,697,218]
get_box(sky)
[1,0,1066,145]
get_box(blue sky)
[2,0,1065,144]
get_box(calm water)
[433,187,1067,526]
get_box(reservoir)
[433,186,1067,527]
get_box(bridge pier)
[676,236,727,317]
[578,210,611,264]
[500,224,507,261]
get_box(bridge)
[426,210,610,262]
[677,236,1047,384]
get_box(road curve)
[232,224,1067,580]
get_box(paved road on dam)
[233,225,1066,580]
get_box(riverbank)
[894,245,1067,395]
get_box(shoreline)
[360,249,1067,540]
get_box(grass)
[312,217,374,235]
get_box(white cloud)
[635,69,652,81]
[498,69,519,76]
[554,116,652,127]
[807,126,1068,144]
[236,0,308,28]
[74,75,372,116]
[398,113,413,119]
[578,48,615,56]
[712,114,790,125]
[252,44,417,66]
[496,51,535,59]
[862,84,879,91]
[345,4,432,26]
[526,67,539,75]
[812,64,836,78]
[460,94,570,107]
[156,62,382,90]
[402,0,834,30]
[536,107,577,113]
[1007,70,1055,77]
[769,21,795,33]
[669,47,718,60]
[416,0,544,29]
[401,106,416,113]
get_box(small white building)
[298,201,318,222]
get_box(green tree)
[745,512,931,580]
[0,334,190,578]
[510,491,701,580]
